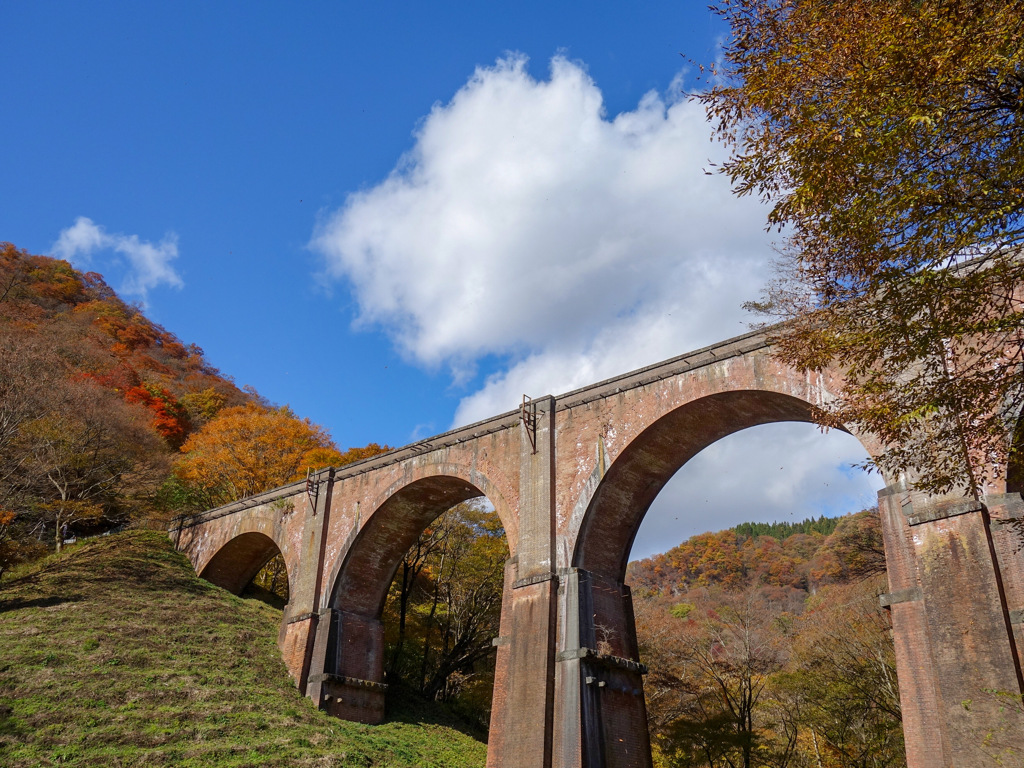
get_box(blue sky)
[1,3,879,557]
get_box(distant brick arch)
[320,459,518,610]
[327,471,509,617]
[199,530,288,596]
[186,502,300,597]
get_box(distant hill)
[626,509,886,596]
[0,243,273,574]
[629,511,903,767]
[0,530,488,768]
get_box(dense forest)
[0,244,902,766]
[629,513,902,768]
[381,505,903,766]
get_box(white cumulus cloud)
[313,54,877,555]
[313,54,772,404]
[53,216,183,302]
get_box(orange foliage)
[628,510,884,597]
[74,364,141,393]
[174,403,343,506]
[178,388,228,424]
[664,530,747,590]
[336,442,392,467]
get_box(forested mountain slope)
[0,244,383,577]
[628,513,904,768]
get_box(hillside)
[628,512,905,768]
[0,530,487,768]
[627,509,886,596]
[0,243,257,569]
[0,244,384,579]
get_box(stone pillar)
[487,557,519,768]
[279,469,335,691]
[301,474,389,725]
[553,568,651,768]
[985,493,1024,671]
[307,609,388,724]
[879,485,1024,767]
[486,396,559,768]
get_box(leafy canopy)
[173,403,345,508]
[703,0,1024,496]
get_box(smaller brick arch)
[573,389,861,581]
[199,531,289,596]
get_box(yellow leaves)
[178,388,227,424]
[295,446,346,479]
[38,499,104,522]
[706,0,1024,498]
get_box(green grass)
[0,531,488,767]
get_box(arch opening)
[574,389,850,580]
[570,389,901,768]
[199,531,290,605]
[323,475,510,731]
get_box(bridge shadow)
[0,594,84,614]
[383,681,488,743]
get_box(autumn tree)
[0,331,59,501]
[638,587,794,768]
[382,501,507,728]
[772,577,904,768]
[20,382,166,551]
[0,326,168,555]
[632,513,901,767]
[703,0,1024,497]
[336,442,392,466]
[171,403,346,510]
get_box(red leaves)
[124,383,189,448]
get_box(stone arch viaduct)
[173,327,1024,768]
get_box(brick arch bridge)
[173,327,1024,768]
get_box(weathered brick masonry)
[173,327,1024,768]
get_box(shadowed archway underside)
[199,531,284,596]
[330,475,485,617]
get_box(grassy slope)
[0,531,487,768]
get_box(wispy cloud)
[53,216,183,303]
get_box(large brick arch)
[310,470,513,724]
[174,327,1024,766]
[572,389,860,581]
[200,531,288,596]
[322,459,517,617]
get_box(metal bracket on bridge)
[305,468,321,513]
[521,394,538,454]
